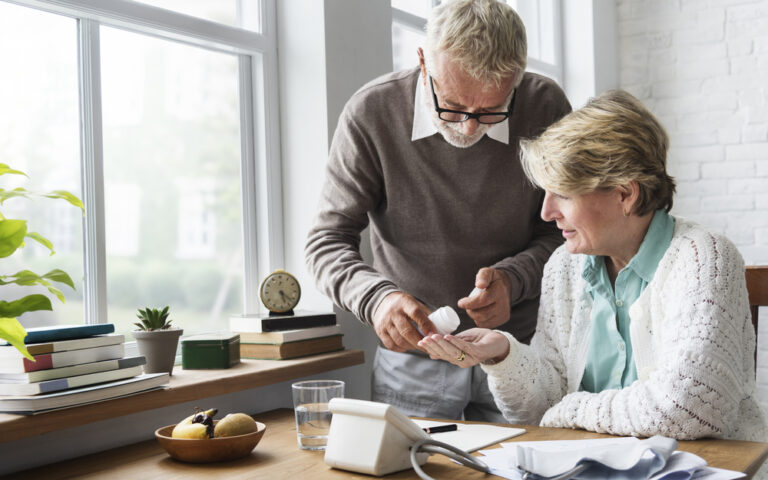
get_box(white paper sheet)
[411,419,525,453]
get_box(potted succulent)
[133,306,183,375]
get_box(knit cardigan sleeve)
[481,247,578,425]
[484,225,759,440]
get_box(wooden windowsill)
[0,349,364,444]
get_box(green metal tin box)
[181,333,240,369]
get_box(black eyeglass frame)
[428,75,516,124]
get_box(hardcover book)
[0,364,144,396]
[235,324,342,344]
[0,356,145,383]
[240,334,344,360]
[0,344,125,374]
[229,311,336,333]
[0,334,125,357]
[0,373,169,414]
[14,324,116,344]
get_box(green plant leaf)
[0,294,53,317]
[43,269,76,289]
[26,231,55,255]
[0,164,28,177]
[43,190,85,212]
[0,317,32,361]
[0,269,76,290]
[0,219,27,258]
[45,285,66,303]
[0,187,32,205]
[0,270,38,286]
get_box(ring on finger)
[456,350,466,362]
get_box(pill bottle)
[428,306,460,335]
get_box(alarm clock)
[259,269,301,315]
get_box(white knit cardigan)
[482,218,768,441]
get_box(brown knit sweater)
[305,67,571,342]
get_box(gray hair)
[424,0,527,87]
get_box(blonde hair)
[520,90,676,216]
[425,0,527,87]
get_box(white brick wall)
[618,0,768,409]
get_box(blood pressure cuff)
[516,435,677,480]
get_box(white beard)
[422,82,492,148]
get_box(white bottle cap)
[428,306,460,335]
[469,287,485,298]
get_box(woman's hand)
[417,328,510,367]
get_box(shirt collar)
[625,209,675,282]
[411,72,509,144]
[581,209,675,284]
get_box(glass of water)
[291,379,345,450]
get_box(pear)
[213,413,258,437]
[171,422,209,439]
[171,408,218,438]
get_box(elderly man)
[305,0,571,422]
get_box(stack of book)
[229,311,343,360]
[0,324,169,414]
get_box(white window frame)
[4,0,283,324]
[391,3,432,34]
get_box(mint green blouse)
[580,210,675,393]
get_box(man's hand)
[417,328,510,367]
[372,292,436,352]
[457,267,512,329]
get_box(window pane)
[100,27,243,339]
[537,0,557,65]
[0,3,84,329]
[507,0,557,65]
[391,0,432,18]
[392,22,424,72]
[134,0,261,33]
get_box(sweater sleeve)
[539,230,753,440]
[482,249,573,424]
[304,107,399,326]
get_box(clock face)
[260,270,301,313]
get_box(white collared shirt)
[410,72,510,144]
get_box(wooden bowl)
[155,420,266,463]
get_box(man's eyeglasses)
[429,76,515,124]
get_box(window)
[1,0,282,340]
[133,0,261,32]
[0,3,84,327]
[391,0,563,85]
[509,0,562,84]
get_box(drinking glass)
[291,380,345,450]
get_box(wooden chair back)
[746,266,768,370]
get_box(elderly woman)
[419,89,767,442]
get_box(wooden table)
[13,408,768,479]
